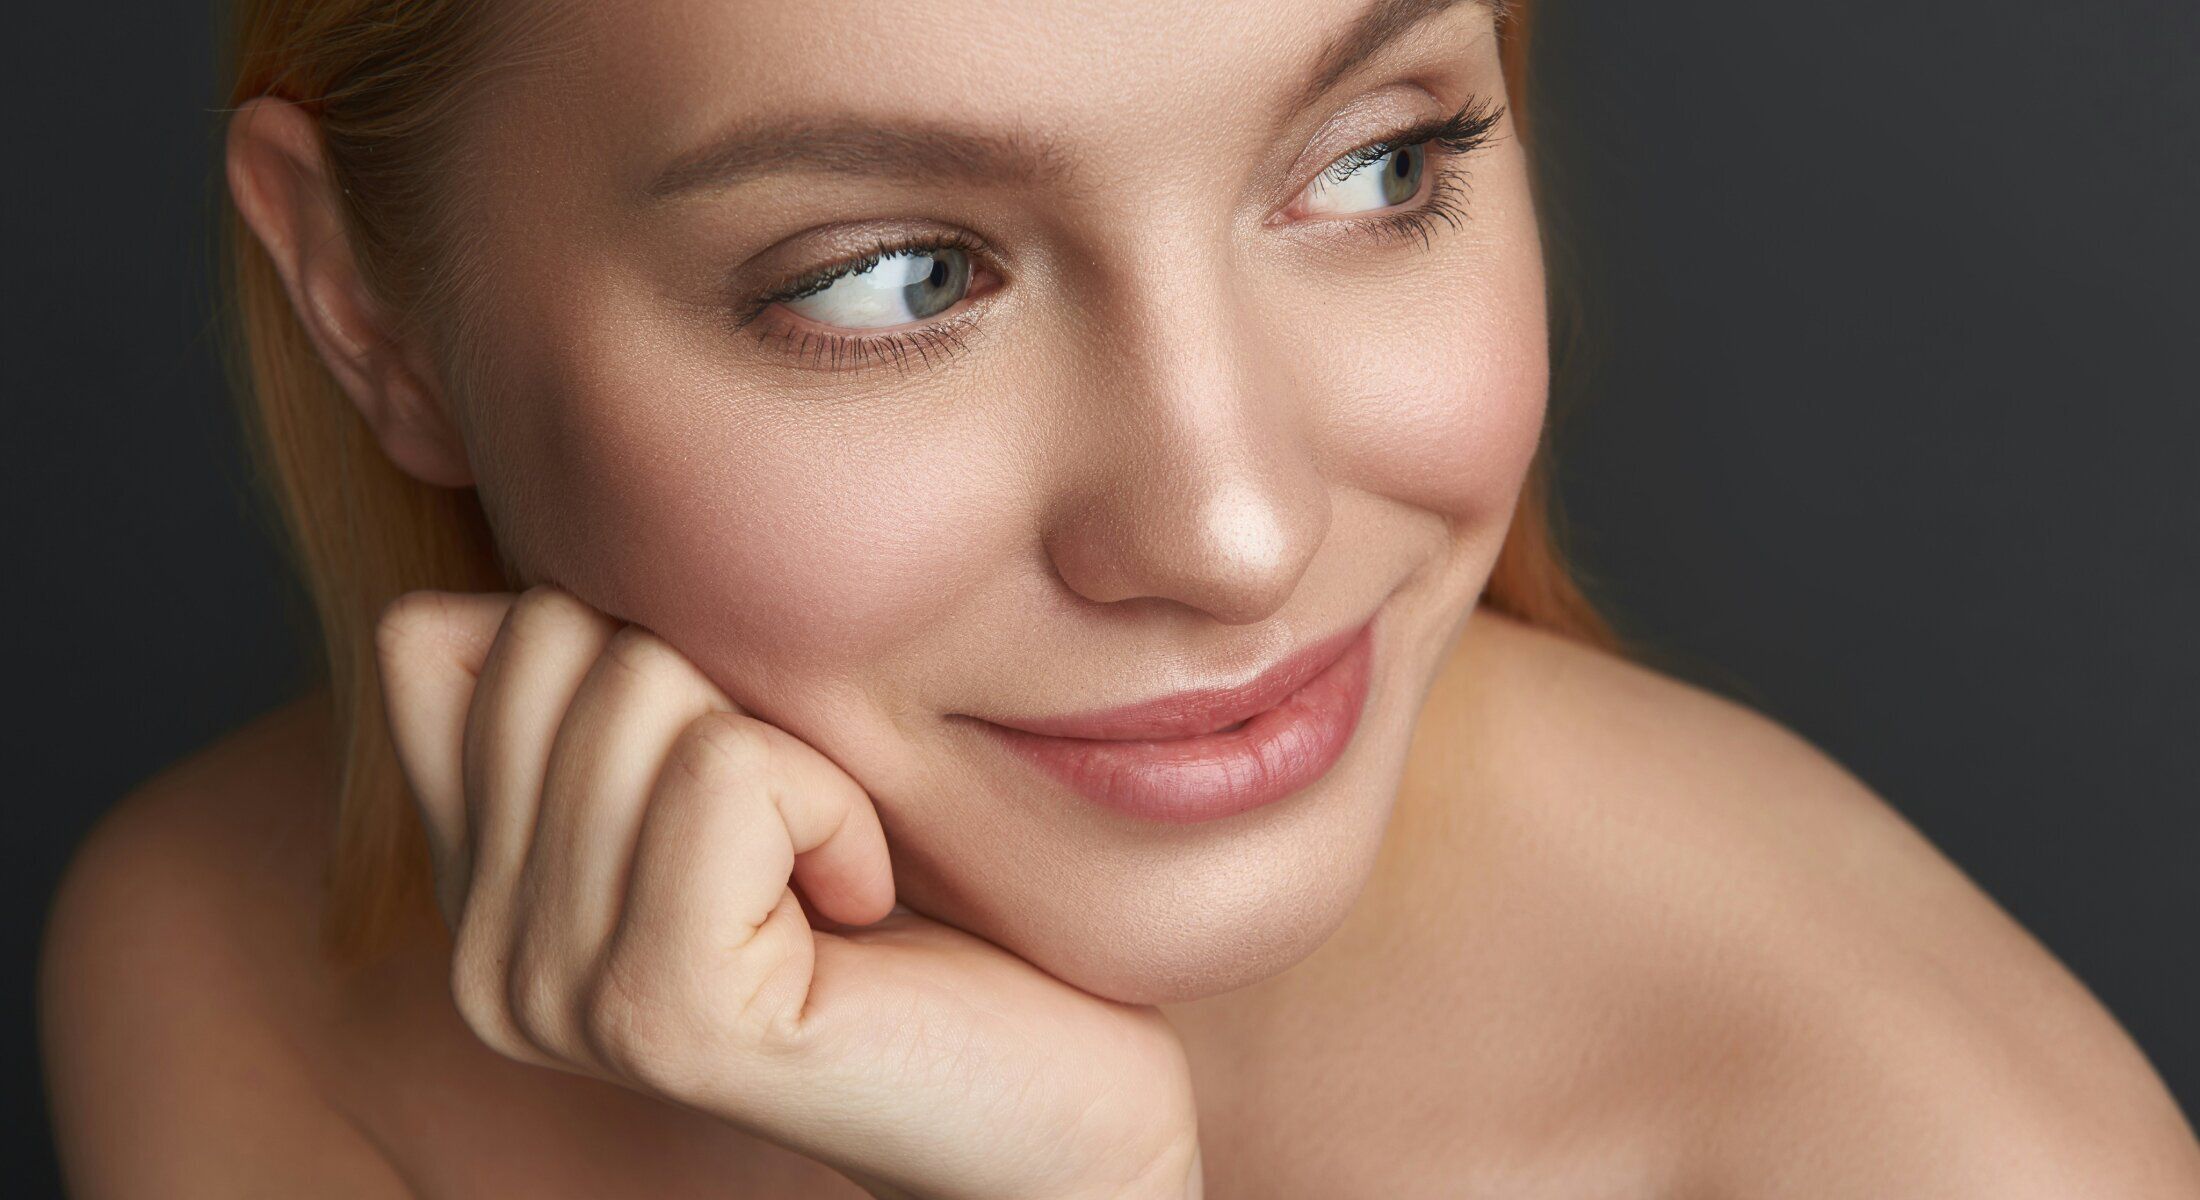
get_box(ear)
[225,96,474,488]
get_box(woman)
[38,0,2200,1194]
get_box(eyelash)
[733,96,1506,374]
[732,229,992,374]
[1321,95,1504,251]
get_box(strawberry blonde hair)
[220,0,1617,967]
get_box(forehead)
[513,0,1498,187]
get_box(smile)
[972,619,1378,823]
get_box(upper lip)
[978,621,1368,742]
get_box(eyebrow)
[646,120,1070,199]
[644,0,1500,200]
[1291,0,1501,112]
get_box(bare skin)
[41,607,2200,1197]
[34,0,2200,1192]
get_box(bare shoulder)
[1416,610,2200,1196]
[38,694,412,1198]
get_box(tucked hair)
[219,0,1618,968]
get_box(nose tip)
[1038,261,1332,627]
[1043,466,1330,626]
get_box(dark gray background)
[7,0,2194,1189]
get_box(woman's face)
[441,0,1546,1004]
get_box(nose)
[1039,299,1331,627]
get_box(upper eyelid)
[765,236,982,302]
[1333,124,1442,170]
[1321,103,1501,176]
[1319,134,1418,185]
[1331,122,1440,172]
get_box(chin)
[1023,882,1370,1006]
[904,737,1412,1007]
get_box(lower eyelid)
[745,288,993,373]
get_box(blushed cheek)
[489,375,1027,707]
[1317,311,1549,527]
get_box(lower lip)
[982,624,1376,824]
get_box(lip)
[973,620,1377,823]
[992,621,1368,741]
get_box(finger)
[509,625,727,1062]
[375,590,514,866]
[445,587,617,1071]
[771,725,897,928]
[457,587,619,918]
[609,711,895,1043]
[695,718,895,929]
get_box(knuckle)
[584,954,706,1095]
[734,951,814,1059]
[667,710,770,792]
[504,948,570,1053]
[446,938,529,1062]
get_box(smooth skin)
[378,587,1202,1200]
[39,0,2200,1195]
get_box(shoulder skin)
[1408,610,2200,1197]
[38,696,416,1198]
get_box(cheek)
[478,349,1027,698]
[1311,291,1549,526]
[1300,146,1552,524]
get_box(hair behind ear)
[222,0,515,968]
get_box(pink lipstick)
[975,620,1376,823]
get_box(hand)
[375,587,1203,1200]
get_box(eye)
[781,247,974,330]
[1299,142,1427,216]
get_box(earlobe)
[225,96,474,489]
[363,372,477,490]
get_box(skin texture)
[36,0,2200,1195]
[429,0,1550,1007]
[363,587,1209,1199]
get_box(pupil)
[1382,145,1422,205]
[901,249,969,319]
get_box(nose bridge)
[1041,265,1331,625]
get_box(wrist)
[1062,1139,1203,1200]
[852,1137,1204,1200]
